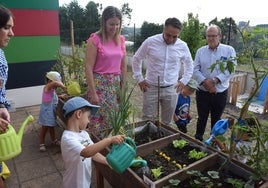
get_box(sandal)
[52,139,61,146]
[39,144,46,152]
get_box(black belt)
[152,85,173,88]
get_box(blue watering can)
[204,119,229,145]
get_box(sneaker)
[39,144,46,152]
[52,139,61,146]
[177,124,187,133]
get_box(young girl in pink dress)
[38,71,66,151]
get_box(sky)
[59,0,268,27]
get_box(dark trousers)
[195,89,228,141]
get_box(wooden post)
[70,20,77,78]
[231,81,239,105]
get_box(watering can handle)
[17,115,34,139]
[125,137,136,150]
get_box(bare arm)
[80,135,125,158]
[46,81,66,91]
[120,54,127,88]
[85,38,99,105]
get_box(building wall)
[0,0,60,108]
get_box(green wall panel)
[4,36,60,63]
[0,0,58,10]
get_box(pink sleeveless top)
[42,88,55,103]
[88,33,126,74]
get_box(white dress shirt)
[194,43,236,92]
[132,34,193,86]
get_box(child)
[38,71,67,152]
[61,96,125,188]
[173,78,198,133]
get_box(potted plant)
[209,23,268,185]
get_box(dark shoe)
[195,135,203,141]
[176,123,187,133]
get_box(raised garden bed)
[132,138,211,180]
[159,153,255,188]
[91,120,178,146]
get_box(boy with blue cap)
[61,96,125,188]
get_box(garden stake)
[156,76,161,136]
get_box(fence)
[227,73,248,105]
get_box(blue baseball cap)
[63,97,100,117]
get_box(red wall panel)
[11,9,60,36]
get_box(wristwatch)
[0,103,6,108]
[213,77,220,84]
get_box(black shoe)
[177,124,187,133]
[195,135,203,141]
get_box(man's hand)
[175,81,185,93]
[138,80,150,92]
[202,79,217,94]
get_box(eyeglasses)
[206,35,218,38]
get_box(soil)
[131,142,210,181]
[177,165,249,188]
[134,129,166,146]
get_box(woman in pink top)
[85,6,127,131]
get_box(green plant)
[151,166,163,180]
[162,178,181,188]
[186,170,222,188]
[225,177,245,188]
[52,42,87,94]
[172,139,189,149]
[106,82,137,137]
[188,149,207,160]
[228,24,268,181]
[208,22,268,181]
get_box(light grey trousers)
[142,84,178,125]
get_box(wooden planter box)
[142,152,254,188]
[93,131,260,188]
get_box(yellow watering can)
[67,81,81,96]
[0,115,34,161]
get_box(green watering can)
[106,137,147,174]
[0,115,34,161]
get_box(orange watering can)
[0,115,34,161]
[106,137,147,174]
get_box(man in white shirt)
[193,25,236,141]
[132,17,194,125]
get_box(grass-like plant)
[106,82,137,137]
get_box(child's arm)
[46,81,66,91]
[173,113,179,122]
[80,135,125,158]
[92,153,108,165]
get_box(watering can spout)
[17,115,34,143]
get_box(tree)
[180,13,206,59]
[134,21,163,52]
[59,1,133,45]
[120,3,132,26]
